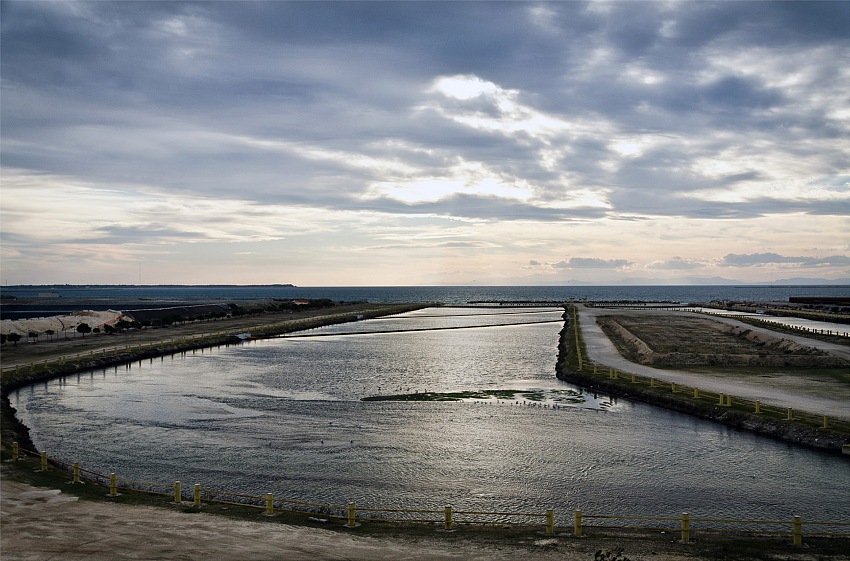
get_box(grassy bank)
[556,305,850,454]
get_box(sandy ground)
[0,474,705,561]
[578,305,850,420]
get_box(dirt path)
[577,305,850,420]
[1,474,706,561]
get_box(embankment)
[1,303,429,451]
[555,309,850,454]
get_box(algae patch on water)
[362,388,586,405]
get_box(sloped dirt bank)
[596,315,848,368]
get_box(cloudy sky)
[2,1,848,286]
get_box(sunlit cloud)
[1,1,848,285]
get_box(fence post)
[72,462,81,484]
[194,483,201,507]
[574,510,583,537]
[793,515,802,546]
[444,505,453,531]
[11,442,19,461]
[546,509,555,535]
[347,502,357,528]
[681,512,690,543]
[265,493,274,516]
[174,481,182,503]
[40,451,48,472]
[109,473,118,496]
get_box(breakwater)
[555,307,850,454]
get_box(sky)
[1,1,849,286]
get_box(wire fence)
[7,444,849,546]
[566,306,850,434]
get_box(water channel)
[12,307,850,526]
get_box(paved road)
[577,305,850,420]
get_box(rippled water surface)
[13,308,849,525]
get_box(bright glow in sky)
[1,1,848,286]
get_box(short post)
[726,395,732,407]
[787,408,793,421]
[631,374,636,383]
[347,502,357,528]
[671,382,676,393]
[11,442,19,461]
[265,493,274,516]
[718,393,724,405]
[444,505,453,531]
[755,401,761,414]
[40,451,48,472]
[681,512,690,543]
[72,462,81,484]
[823,416,828,429]
[650,378,655,388]
[608,368,613,379]
[593,365,598,375]
[109,473,118,496]
[793,515,802,546]
[574,510,583,537]
[693,388,699,399]
[174,481,182,503]
[546,508,555,535]
[194,483,201,507]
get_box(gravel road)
[577,305,850,420]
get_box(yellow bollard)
[109,473,118,496]
[718,393,724,405]
[726,395,732,407]
[787,408,793,421]
[40,451,48,472]
[693,388,699,399]
[793,515,802,546]
[174,481,182,503]
[574,510,583,537]
[266,493,274,516]
[593,365,598,375]
[194,483,201,507]
[347,502,357,528]
[650,378,655,388]
[73,462,81,484]
[755,401,761,414]
[823,416,828,429]
[681,512,690,543]
[11,442,19,461]
[444,505,453,531]
[608,368,613,379]
[671,382,676,393]
[546,509,555,535]
[631,374,636,384]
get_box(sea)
[2,284,848,320]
